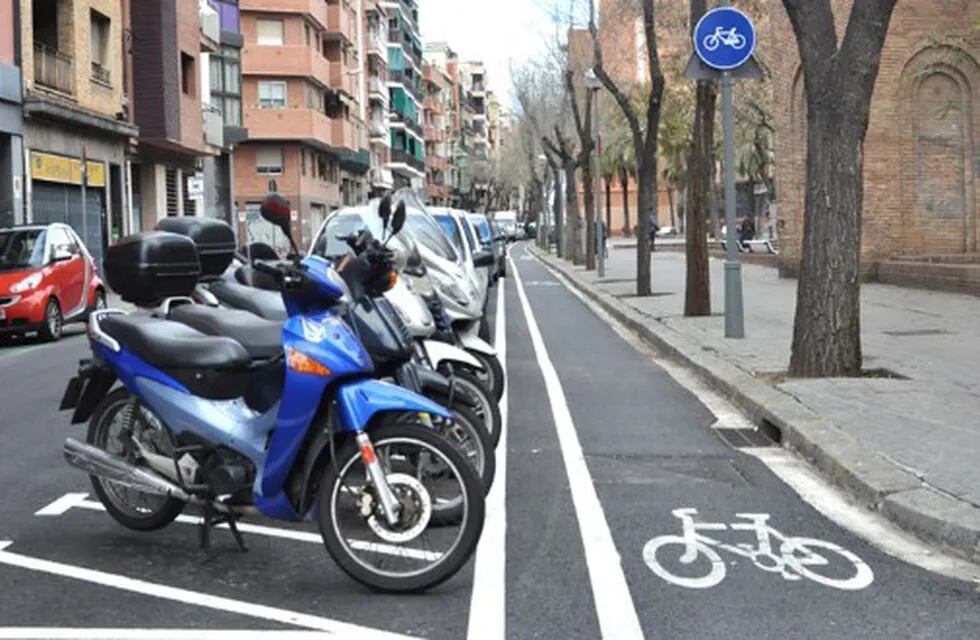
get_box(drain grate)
[882,329,951,337]
[715,427,778,449]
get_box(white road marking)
[529,250,980,585]
[509,251,645,640]
[0,541,414,638]
[0,630,332,639]
[466,278,508,640]
[35,494,440,561]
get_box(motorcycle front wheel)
[318,423,486,593]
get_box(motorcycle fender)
[415,365,478,408]
[61,361,118,425]
[423,340,484,370]
[458,333,497,357]
[336,378,452,432]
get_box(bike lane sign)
[694,7,757,71]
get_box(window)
[258,81,286,108]
[256,148,283,175]
[223,58,240,94]
[90,10,111,84]
[301,149,306,176]
[0,229,46,268]
[222,97,241,125]
[181,52,195,96]
[304,24,311,46]
[256,19,283,45]
[209,56,223,92]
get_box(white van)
[493,211,519,241]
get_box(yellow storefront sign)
[30,151,106,188]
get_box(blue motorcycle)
[59,197,485,593]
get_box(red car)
[0,223,106,341]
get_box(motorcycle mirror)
[259,192,299,254]
[391,202,407,235]
[379,195,392,232]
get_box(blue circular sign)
[694,7,756,71]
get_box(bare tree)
[783,0,898,377]
[588,0,665,296]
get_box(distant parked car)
[0,223,106,341]
[469,213,506,280]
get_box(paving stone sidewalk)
[529,242,980,563]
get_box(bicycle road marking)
[642,508,874,591]
[0,541,415,638]
[466,279,508,640]
[510,251,645,640]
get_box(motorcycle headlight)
[10,273,42,294]
[437,279,468,306]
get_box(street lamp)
[536,153,549,250]
[583,68,604,277]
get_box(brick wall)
[771,0,980,269]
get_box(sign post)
[689,3,756,339]
[80,144,88,254]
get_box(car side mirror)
[472,250,495,268]
[51,245,74,262]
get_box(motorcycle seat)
[169,305,283,361]
[100,315,251,370]
[209,280,288,322]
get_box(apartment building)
[459,61,488,161]
[20,0,137,264]
[421,60,449,204]
[235,0,368,249]
[0,0,24,228]
[381,0,424,189]
[423,41,464,204]
[364,0,391,196]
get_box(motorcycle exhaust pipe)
[64,437,193,502]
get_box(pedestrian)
[648,214,660,252]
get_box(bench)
[719,239,779,255]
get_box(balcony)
[90,61,111,87]
[423,95,444,115]
[367,28,387,58]
[241,0,328,31]
[329,62,358,98]
[426,155,449,172]
[424,125,446,143]
[204,104,224,147]
[33,43,74,95]
[390,148,424,173]
[243,45,329,87]
[369,118,387,137]
[368,76,387,101]
[388,70,420,100]
[325,3,355,43]
[245,106,352,149]
[200,3,220,50]
[389,110,422,139]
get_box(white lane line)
[531,251,980,585]
[0,541,415,639]
[35,494,441,561]
[509,249,645,640]
[466,277,508,640]
[0,630,332,639]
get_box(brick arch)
[897,46,979,255]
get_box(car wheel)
[39,298,63,342]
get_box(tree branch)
[587,0,643,156]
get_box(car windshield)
[0,229,46,271]
[433,214,465,256]
[460,216,479,253]
[472,217,491,243]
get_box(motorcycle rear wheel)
[318,423,485,593]
[87,388,185,531]
[449,370,502,448]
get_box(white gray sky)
[418,0,560,109]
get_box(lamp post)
[536,153,549,250]
[584,68,604,277]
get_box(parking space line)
[0,630,332,639]
[0,541,414,638]
[466,278,508,640]
[509,249,645,640]
[35,493,442,560]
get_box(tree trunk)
[564,163,580,263]
[583,157,596,270]
[666,188,676,230]
[635,163,654,296]
[789,105,865,376]
[619,167,631,236]
[684,79,715,317]
[604,176,612,235]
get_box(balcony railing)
[369,118,387,136]
[91,61,111,86]
[34,43,74,95]
[204,104,224,147]
[390,110,423,138]
[391,148,424,173]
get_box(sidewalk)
[530,243,980,563]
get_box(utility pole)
[584,69,604,277]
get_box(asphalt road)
[0,243,977,639]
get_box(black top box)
[156,217,236,277]
[104,232,201,306]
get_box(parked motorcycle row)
[58,188,508,594]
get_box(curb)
[530,245,980,565]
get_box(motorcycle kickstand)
[198,501,248,553]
